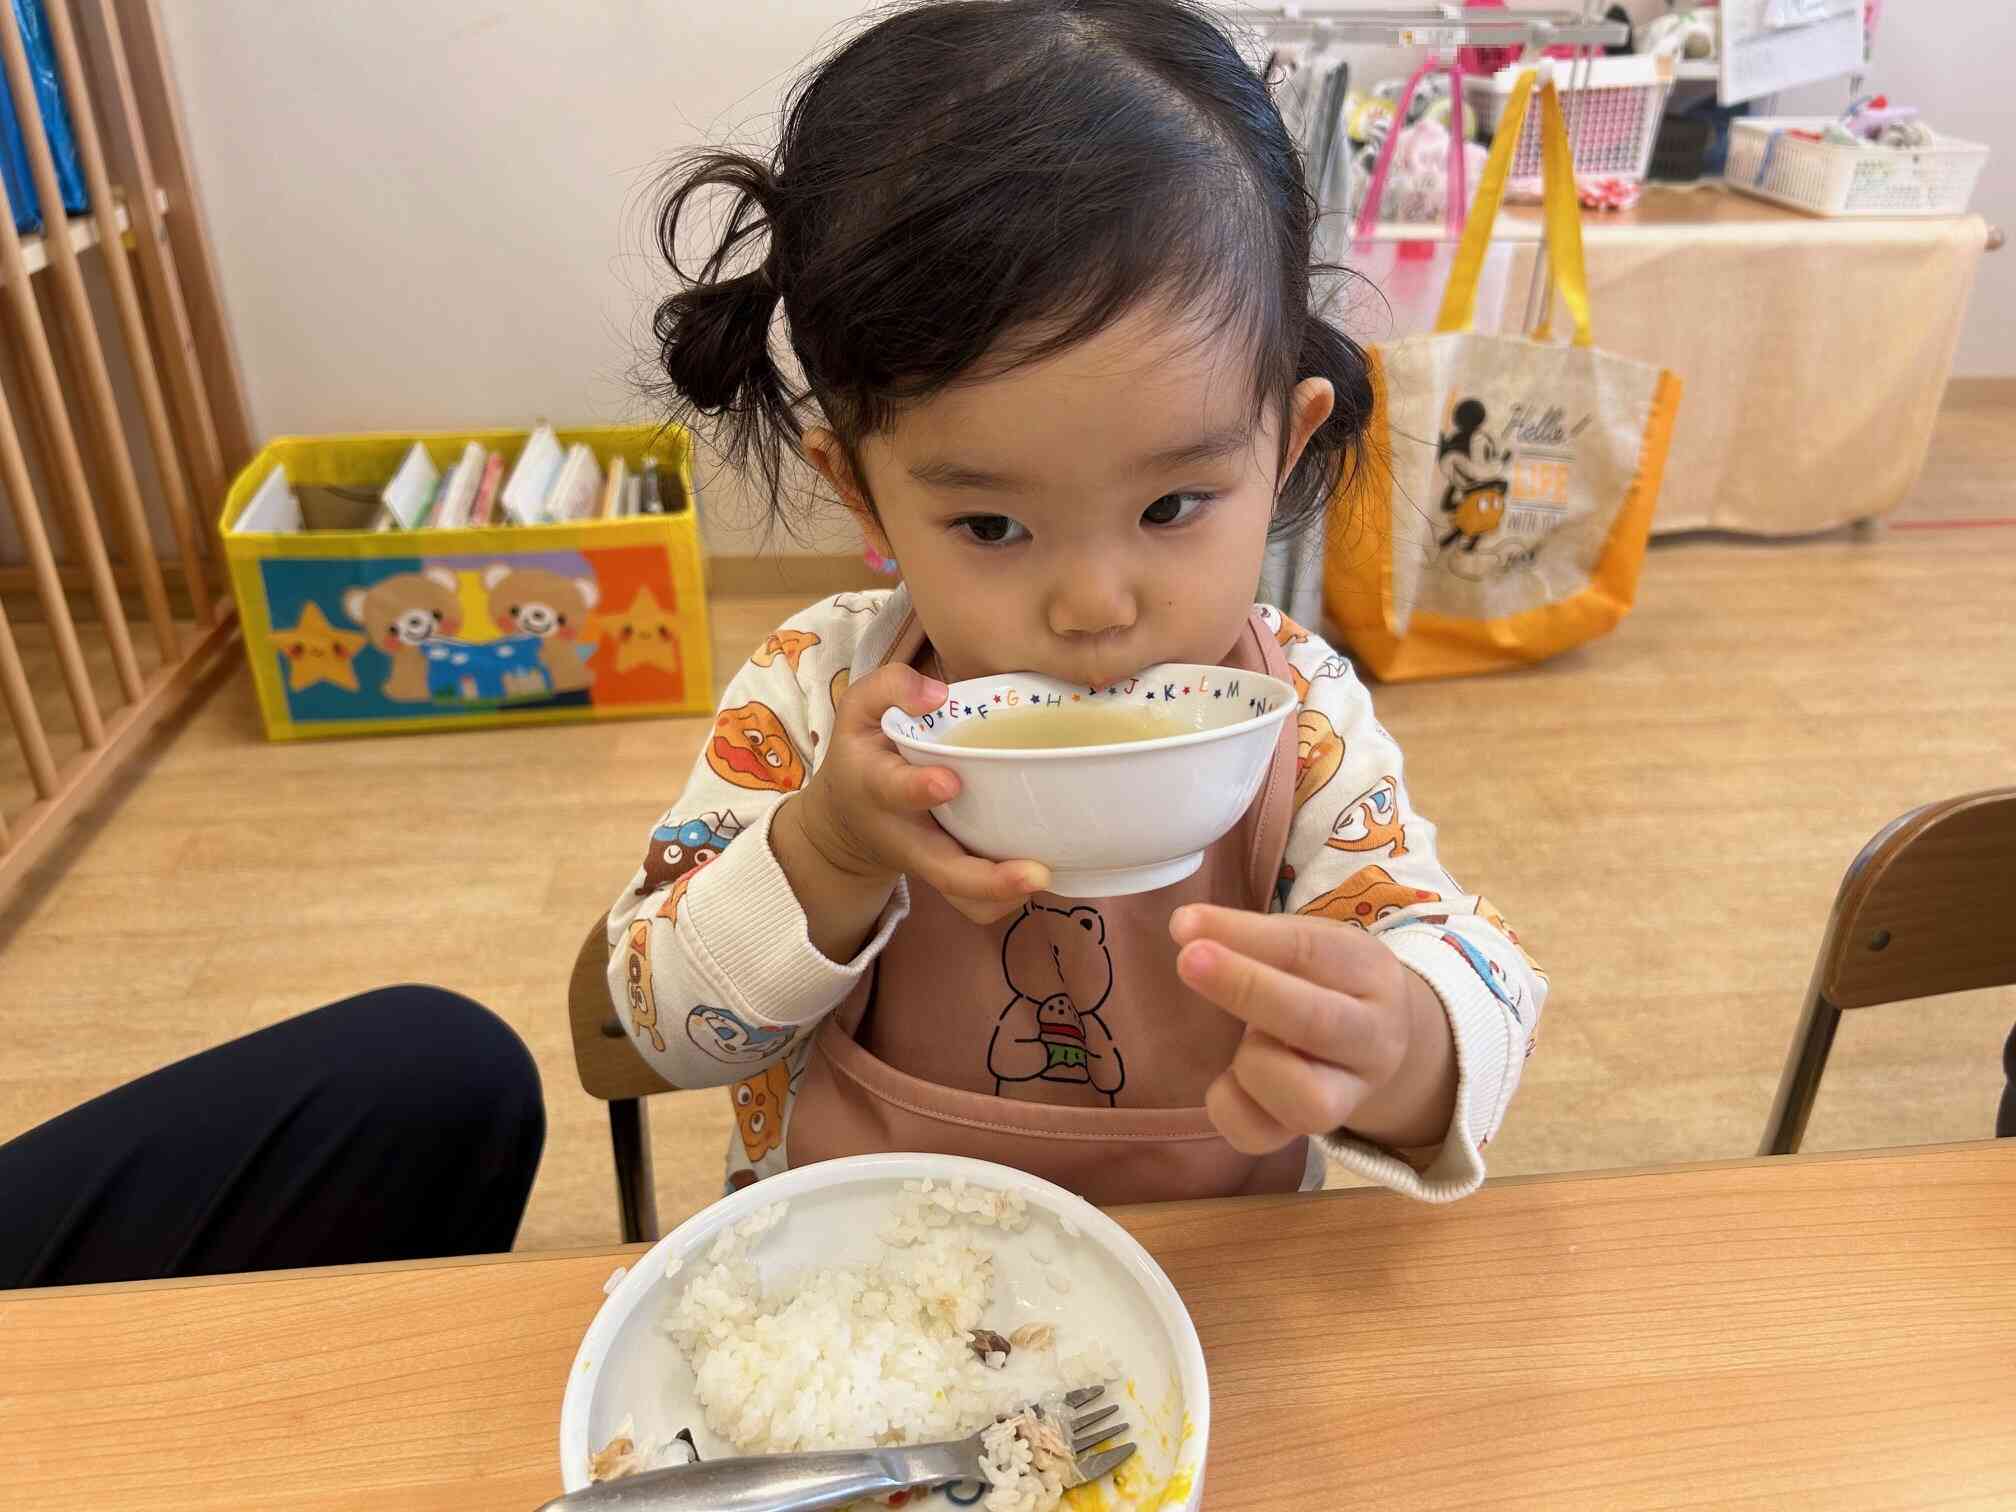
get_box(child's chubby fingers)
[1172,903,1406,1002]
[1229,1028,1372,1138]
[836,663,946,733]
[1174,930,1398,1074]
[864,748,959,813]
[1204,1065,1301,1155]
[900,824,1049,923]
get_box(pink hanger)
[1351,54,1470,262]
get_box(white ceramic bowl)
[882,663,1297,897]
[558,1153,1209,1510]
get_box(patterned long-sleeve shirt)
[608,587,1545,1201]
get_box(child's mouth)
[1081,660,1145,693]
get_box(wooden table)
[8,1142,2016,1510]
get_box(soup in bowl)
[882,663,1297,897]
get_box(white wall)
[160,0,876,555]
[158,0,2012,561]
[1783,2,2013,377]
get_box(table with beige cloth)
[1261,187,1988,625]
[1494,186,1985,535]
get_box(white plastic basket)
[1462,56,1674,191]
[1725,118,1989,218]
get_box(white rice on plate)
[615,1178,1121,1512]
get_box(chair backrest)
[1820,787,2016,1011]
[567,918,678,1101]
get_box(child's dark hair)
[652,0,1373,539]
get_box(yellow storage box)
[220,425,712,740]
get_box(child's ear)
[803,427,865,506]
[1280,377,1337,485]
[804,428,892,556]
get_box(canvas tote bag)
[1266,58,1514,628]
[1324,71,1683,682]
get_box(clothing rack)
[1232,6,1629,50]
[1243,8,1625,627]
[1241,7,1621,324]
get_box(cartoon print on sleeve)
[686,1004,799,1065]
[731,1062,792,1162]
[751,628,821,674]
[1436,931,1525,1022]
[1274,612,1311,650]
[1326,775,1408,859]
[1298,865,1443,930]
[484,565,598,693]
[1306,654,1352,691]
[638,810,746,927]
[342,568,461,702]
[622,920,666,1054]
[987,903,1126,1105]
[707,702,807,792]
[1295,710,1344,810]
[1478,897,1547,982]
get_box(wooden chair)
[567,920,676,1243]
[1760,787,2016,1156]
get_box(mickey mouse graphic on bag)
[1436,397,1511,553]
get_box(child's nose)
[1048,568,1145,641]
[1047,577,1137,639]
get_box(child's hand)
[1171,904,1458,1155]
[788,665,1049,926]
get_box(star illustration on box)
[595,585,684,675]
[272,601,367,692]
[257,545,694,723]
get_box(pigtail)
[651,151,798,520]
[643,0,1383,543]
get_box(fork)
[539,1385,1135,1512]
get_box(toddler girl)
[611,0,1545,1205]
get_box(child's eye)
[953,515,1029,546]
[1141,492,1212,528]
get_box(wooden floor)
[3,416,2013,1253]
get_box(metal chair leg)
[608,1097,660,1244]
[1760,989,1844,1156]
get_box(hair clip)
[864,545,899,576]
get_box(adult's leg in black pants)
[0,986,545,1289]
[2000,1024,2016,1139]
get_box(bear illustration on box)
[342,569,462,702]
[482,565,598,694]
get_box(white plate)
[558,1154,1208,1508]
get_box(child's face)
[808,305,1333,689]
